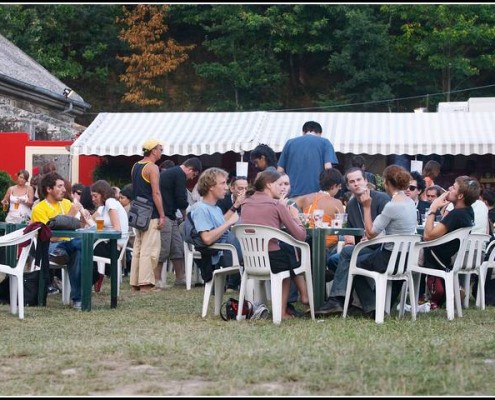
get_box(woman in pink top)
[240,169,309,320]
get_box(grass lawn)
[1,273,495,396]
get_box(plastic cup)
[13,201,19,210]
[335,213,348,228]
[96,217,104,231]
[298,213,310,227]
[313,209,324,228]
[2,203,8,212]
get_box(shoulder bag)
[47,215,82,230]
[128,196,154,231]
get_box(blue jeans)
[219,230,243,290]
[49,238,82,302]
[328,245,378,313]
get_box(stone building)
[0,33,91,141]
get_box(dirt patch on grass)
[88,360,306,396]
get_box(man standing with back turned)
[130,138,166,292]
[156,157,202,287]
[277,121,338,198]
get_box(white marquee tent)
[70,111,495,158]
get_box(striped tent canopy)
[71,111,266,157]
[256,112,495,156]
[71,111,495,157]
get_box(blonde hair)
[196,167,228,197]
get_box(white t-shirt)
[471,199,489,234]
[97,197,129,247]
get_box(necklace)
[318,190,330,196]
[44,199,65,215]
[392,191,404,199]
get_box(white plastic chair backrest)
[458,233,490,273]
[352,234,421,276]
[0,228,39,270]
[93,235,130,263]
[232,224,309,275]
[208,242,241,266]
[483,240,495,266]
[411,227,472,270]
[0,227,31,245]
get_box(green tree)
[176,5,286,111]
[117,4,195,107]
[0,171,13,222]
[384,4,495,105]
[321,5,396,111]
[0,4,128,125]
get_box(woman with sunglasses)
[405,171,433,225]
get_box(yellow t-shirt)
[32,199,74,241]
[31,199,73,224]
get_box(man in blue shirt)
[277,121,338,198]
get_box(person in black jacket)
[216,176,248,216]
[157,157,202,287]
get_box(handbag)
[128,196,153,231]
[47,215,82,230]
[220,297,254,321]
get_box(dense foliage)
[1,4,495,126]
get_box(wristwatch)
[230,206,239,213]
[428,210,437,216]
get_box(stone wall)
[0,93,76,140]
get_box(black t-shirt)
[424,206,474,270]
[488,208,495,224]
[159,166,188,220]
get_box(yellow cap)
[142,138,162,151]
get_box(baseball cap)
[142,138,162,151]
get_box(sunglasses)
[408,185,418,191]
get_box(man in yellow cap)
[129,138,166,292]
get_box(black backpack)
[0,269,40,307]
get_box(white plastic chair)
[457,233,490,309]
[0,227,39,319]
[183,242,203,290]
[409,227,472,320]
[31,237,71,305]
[93,235,130,296]
[232,224,315,324]
[201,242,242,318]
[342,234,421,324]
[478,240,495,309]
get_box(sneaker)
[155,280,169,289]
[286,303,305,318]
[174,277,186,286]
[49,248,70,265]
[316,297,344,315]
[251,303,270,320]
[72,301,82,310]
[52,276,63,292]
[47,285,60,295]
[346,304,364,316]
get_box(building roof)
[0,33,90,111]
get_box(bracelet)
[230,206,239,213]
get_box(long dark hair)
[253,169,281,191]
[90,180,114,205]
